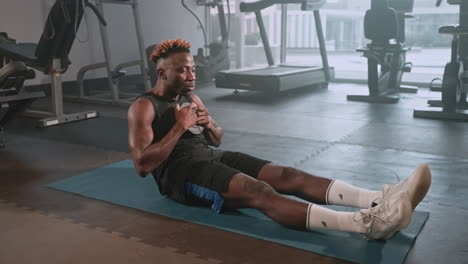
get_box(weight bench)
[0,0,106,128]
[0,33,45,148]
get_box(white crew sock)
[326,180,381,209]
[306,204,367,234]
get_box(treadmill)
[215,0,333,93]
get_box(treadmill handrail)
[240,0,306,12]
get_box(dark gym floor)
[1,82,467,264]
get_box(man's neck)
[152,83,180,102]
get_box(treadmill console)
[301,0,326,11]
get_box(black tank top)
[138,92,208,195]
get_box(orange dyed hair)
[150,39,191,64]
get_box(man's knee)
[224,174,277,206]
[242,179,277,207]
[244,179,275,195]
[280,166,305,188]
[280,166,297,178]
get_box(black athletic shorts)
[165,148,271,213]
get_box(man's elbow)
[135,167,149,177]
[134,159,151,177]
[136,168,149,177]
[208,137,221,147]
[213,139,222,147]
[215,133,223,147]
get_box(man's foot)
[355,191,412,240]
[382,164,432,211]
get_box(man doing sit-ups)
[128,39,431,240]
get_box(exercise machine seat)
[364,3,399,45]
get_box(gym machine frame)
[414,0,468,121]
[0,33,45,147]
[69,0,151,106]
[0,0,103,128]
[347,0,417,104]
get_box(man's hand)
[196,106,213,129]
[175,102,198,130]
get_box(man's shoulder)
[135,93,169,108]
[129,96,155,116]
[187,92,200,99]
[133,95,154,107]
[187,92,203,103]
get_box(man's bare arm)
[128,98,197,177]
[190,94,223,147]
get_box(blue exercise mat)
[47,160,429,264]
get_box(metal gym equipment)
[215,0,333,94]
[0,0,104,129]
[0,33,45,147]
[71,0,151,106]
[347,0,417,104]
[186,0,231,83]
[414,0,468,121]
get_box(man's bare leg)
[222,173,309,229]
[256,164,381,208]
[256,163,431,211]
[221,173,412,239]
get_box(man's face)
[160,52,196,96]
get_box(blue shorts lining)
[185,182,225,213]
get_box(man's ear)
[157,69,167,80]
